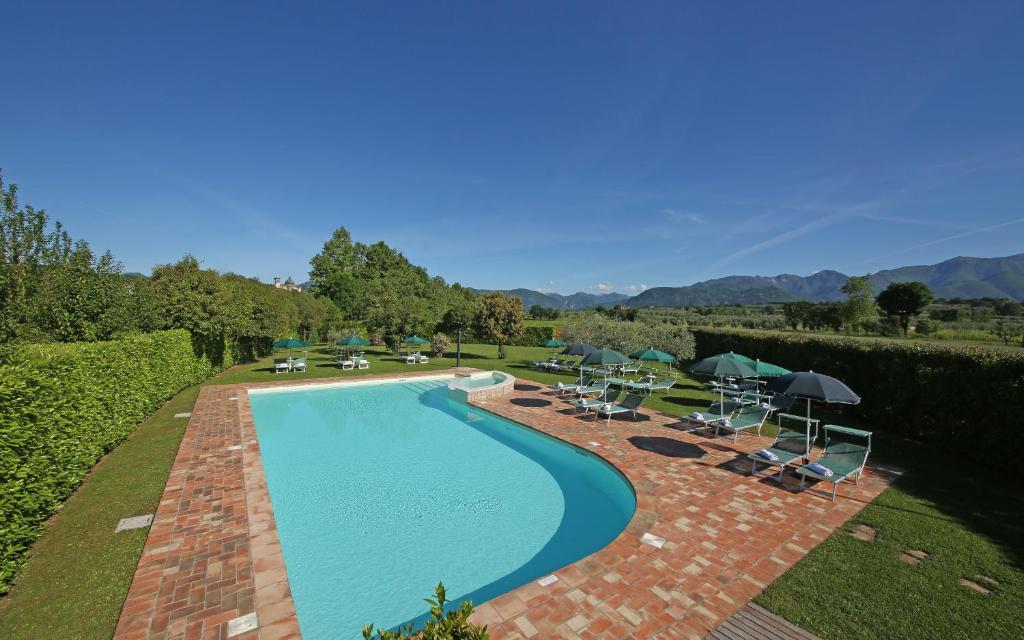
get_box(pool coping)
[114,369,898,639]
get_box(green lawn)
[2,343,1020,640]
[0,386,200,640]
[757,442,1024,639]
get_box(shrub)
[0,329,234,592]
[563,314,695,361]
[362,582,488,640]
[431,333,451,358]
[691,328,1024,471]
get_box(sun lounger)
[714,406,770,442]
[571,388,621,414]
[357,358,369,370]
[748,425,809,481]
[274,358,290,374]
[553,378,589,395]
[339,358,355,370]
[625,378,675,395]
[797,425,873,501]
[291,357,307,373]
[595,393,646,424]
[575,381,609,398]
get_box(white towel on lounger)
[756,449,778,461]
[807,462,833,477]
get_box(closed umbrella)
[765,371,861,455]
[689,355,758,418]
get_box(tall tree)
[840,275,876,331]
[877,281,934,335]
[471,292,524,359]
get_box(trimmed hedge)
[692,328,1024,467]
[0,330,236,592]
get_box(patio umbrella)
[272,337,310,358]
[630,347,675,373]
[336,335,370,347]
[765,371,861,455]
[560,343,597,382]
[581,348,632,382]
[713,351,757,366]
[689,355,758,418]
[751,359,790,378]
[402,335,429,346]
[540,339,566,348]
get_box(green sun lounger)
[551,377,590,395]
[574,381,609,398]
[797,425,873,501]
[714,406,770,442]
[595,393,646,424]
[748,425,809,481]
[570,388,621,414]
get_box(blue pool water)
[249,378,635,639]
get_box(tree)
[471,292,524,359]
[876,281,934,335]
[781,301,814,330]
[840,275,876,331]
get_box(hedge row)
[0,330,239,592]
[692,328,1024,467]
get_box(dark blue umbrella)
[766,371,860,453]
[561,343,596,357]
[690,355,759,417]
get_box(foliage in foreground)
[0,330,229,593]
[362,583,489,640]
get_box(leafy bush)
[431,333,452,358]
[691,328,1024,470]
[0,329,234,592]
[362,582,488,640]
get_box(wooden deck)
[707,603,821,640]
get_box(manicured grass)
[756,443,1024,639]
[209,343,721,419]
[0,386,199,640]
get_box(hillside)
[481,253,1024,309]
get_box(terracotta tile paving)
[114,370,898,640]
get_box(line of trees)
[0,174,340,357]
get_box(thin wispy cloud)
[589,283,614,292]
[663,209,706,224]
[860,216,1024,265]
[622,283,649,292]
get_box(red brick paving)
[114,371,897,639]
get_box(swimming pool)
[249,377,635,638]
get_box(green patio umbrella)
[689,355,758,418]
[713,351,757,366]
[540,339,567,348]
[581,348,632,380]
[630,347,675,373]
[336,335,370,347]
[402,335,429,346]
[272,337,311,359]
[751,359,790,378]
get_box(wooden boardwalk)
[707,603,821,640]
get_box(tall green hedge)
[692,328,1024,467]
[0,330,236,592]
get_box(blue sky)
[3,1,1023,295]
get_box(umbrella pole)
[806,398,813,457]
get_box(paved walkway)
[113,372,897,639]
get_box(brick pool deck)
[114,370,898,639]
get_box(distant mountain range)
[467,288,631,310]
[481,253,1024,309]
